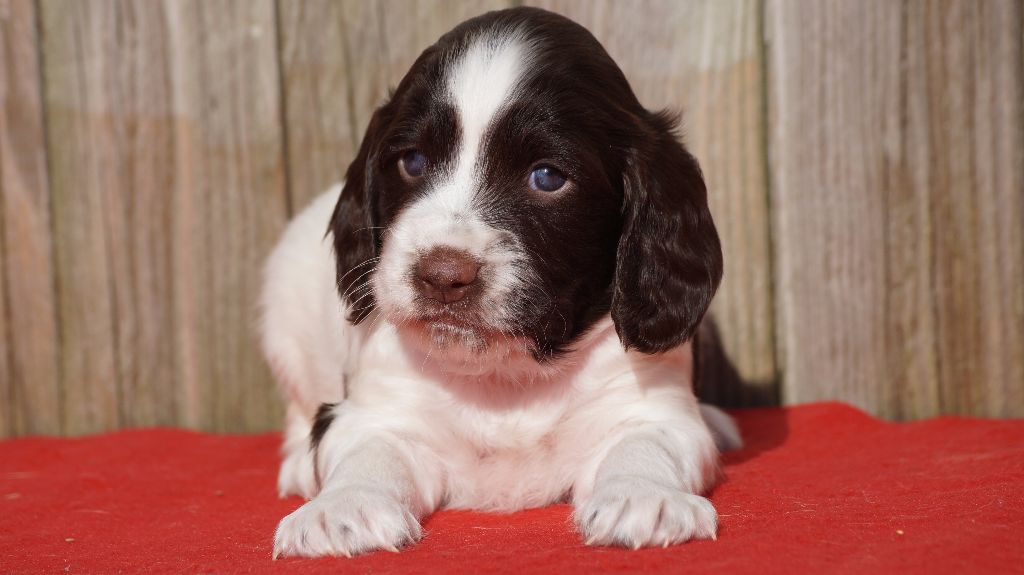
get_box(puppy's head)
[330,7,722,361]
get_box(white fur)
[260,185,349,498]
[262,30,738,559]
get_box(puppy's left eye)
[529,166,567,192]
[399,150,428,180]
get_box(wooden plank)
[767,0,898,417]
[277,0,512,212]
[0,0,15,436]
[275,0,357,212]
[0,0,61,437]
[40,0,180,433]
[40,0,126,435]
[0,134,8,437]
[0,209,8,436]
[41,0,289,434]
[767,0,1024,419]
[911,0,1024,417]
[533,0,777,405]
[1,0,53,436]
[166,0,288,431]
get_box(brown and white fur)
[261,7,741,558]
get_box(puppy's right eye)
[529,165,567,193]
[399,150,428,180]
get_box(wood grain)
[39,0,288,435]
[915,0,1024,417]
[2,0,1020,437]
[0,210,7,435]
[42,0,137,435]
[165,0,289,431]
[767,0,1024,418]
[275,0,356,212]
[1,0,62,435]
[41,0,193,433]
[277,0,511,212]
[533,0,778,404]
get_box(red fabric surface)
[1,403,1022,574]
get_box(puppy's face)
[331,8,722,362]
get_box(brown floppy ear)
[329,103,394,324]
[611,111,723,353]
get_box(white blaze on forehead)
[444,30,534,204]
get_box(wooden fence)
[0,0,1021,437]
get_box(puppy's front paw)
[575,478,717,549]
[273,488,421,558]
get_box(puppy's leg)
[574,415,719,549]
[273,408,443,558]
[699,404,743,452]
[277,404,317,499]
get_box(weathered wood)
[0,133,8,437]
[42,0,196,433]
[165,0,288,431]
[41,0,125,435]
[0,212,8,436]
[277,0,512,212]
[533,0,777,405]
[5,0,1019,436]
[275,0,355,212]
[39,0,288,435]
[915,0,1024,417]
[767,0,1024,419]
[0,0,15,436]
[1,0,62,436]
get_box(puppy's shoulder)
[268,184,344,268]
[260,184,349,403]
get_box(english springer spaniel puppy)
[261,7,740,558]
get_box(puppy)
[261,7,740,558]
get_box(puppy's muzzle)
[414,247,480,304]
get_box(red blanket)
[1,403,1021,574]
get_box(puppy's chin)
[415,317,491,352]
[393,296,501,354]
[392,309,541,373]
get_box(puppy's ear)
[612,111,723,353]
[329,103,394,324]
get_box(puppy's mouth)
[424,318,479,338]
[406,302,499,350]
[415,308,486,335]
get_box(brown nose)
[414,247,480,304]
